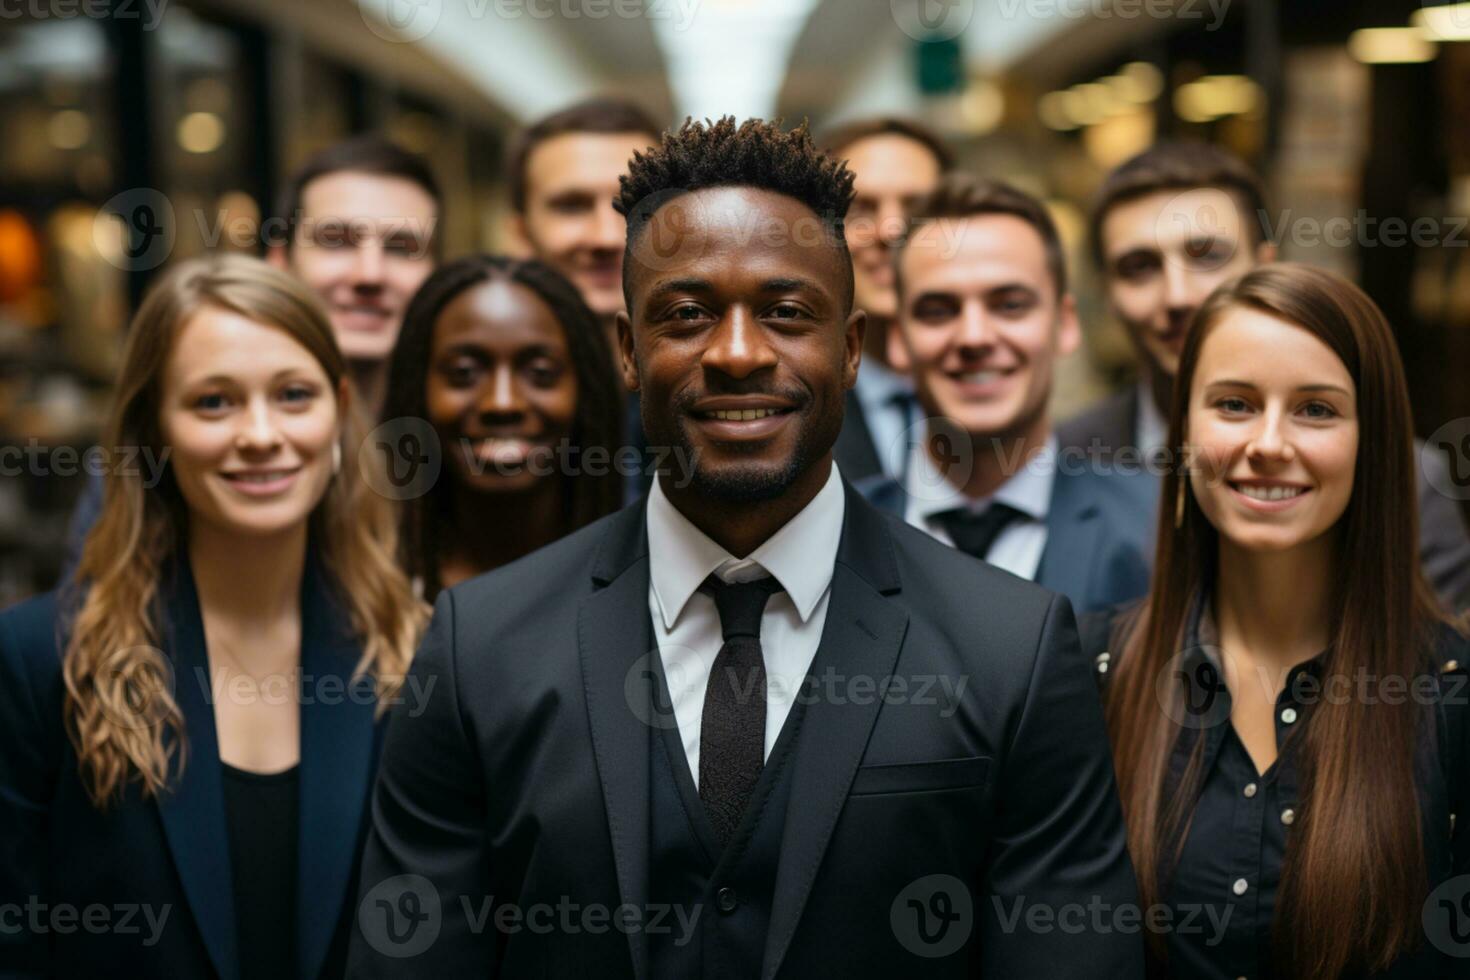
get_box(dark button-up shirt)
[1086,597,1470,980]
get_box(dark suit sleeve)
[1418,446,1470,614]
[979,594,1145,978]
[0,610,56,978]
[348,589,497,976]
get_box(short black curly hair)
[615,116,857,311]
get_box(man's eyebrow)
[760,277,825,294]
[646,277,712,300]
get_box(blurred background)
[4,0,1470,602]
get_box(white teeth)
[959,371,1002,384]
[1237,484,1305,501]
[710,408,780,421]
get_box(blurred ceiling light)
[651,0,821,120]
[1348,27,1437,63]
[47,109,91,150]
[177,111,225,154]
[1072,82,1122,119]
[961,80,1005,135]
[1174,75,1261,123]
[1115,62,1164,103]
[1413,3,1470,41]
[1037,91,1078,131]
[1084,108,1155,168]
[1060,88,1103,127]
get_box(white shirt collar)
[852,359,913,414]
[645,462,846,631]
[904,432,1058,524]
[1136,380,1168,455]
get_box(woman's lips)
[219,468,301,496]
[1227,480,1312,512]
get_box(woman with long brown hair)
[1088,262,1468,978]
[0,255,425,979]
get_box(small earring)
[332,442,343,477]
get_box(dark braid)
[383,255,624,600]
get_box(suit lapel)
[155,560,240,980]
[578,505,654,980]
[296,559,377,980]
[1036,470,1103,608]
[762,486,909,980]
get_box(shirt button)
[1232,878,1249,896]
[1280,707,1298,724]
[716,886,738,913]
[1243,782,1257,798]
[1281,808,1296,826]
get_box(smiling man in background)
[1061,140,1470,610]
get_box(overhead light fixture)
[1349,27,1437,63]
[1174,75,1262,123]
[1413,3,1470,41]
[1037,91,1078,131]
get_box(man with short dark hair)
[267,133,441,418]
[862,174,1154,613]
[506,96,661,331]
[1063,140,1470,610]
[349,118,1143,979]
[506,97,662,500]
[821,117,952,482]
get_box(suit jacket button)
[717,887,738,913]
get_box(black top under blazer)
[347,480,1145,978]
[0,558,385,980]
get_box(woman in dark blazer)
[1086,263,1469,978]
[0,256,425,979]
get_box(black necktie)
[932,503,1026,561]
[698,574,784,848]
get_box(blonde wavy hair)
[66,254,427,806]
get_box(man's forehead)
[904,214,1047,280]
[300,170,435,215]
[1105,186,1248,254]
[526,131,652,192]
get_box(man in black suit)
[349,118,1143,978]
[1061,141,1470,611]
[820,117,952,483]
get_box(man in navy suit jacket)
[857,173,1155,613]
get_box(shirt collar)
[904,432,1058,525]
[852,360,914,414]
[645,462,846,631]
[1135,380,1168,455]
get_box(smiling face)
[893,213,1079,441]
[160,307,342,539]
[618,186,861,501]
[1187,306,1358,554]
[1102,187,1270,377]
[841,134,944,322]
[513,131,654,320]
[426,279,578,496]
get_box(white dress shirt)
[853,360,917,479]
[1135,381,1168,456]
[902,434,1057,581]
[646,463,845,787]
